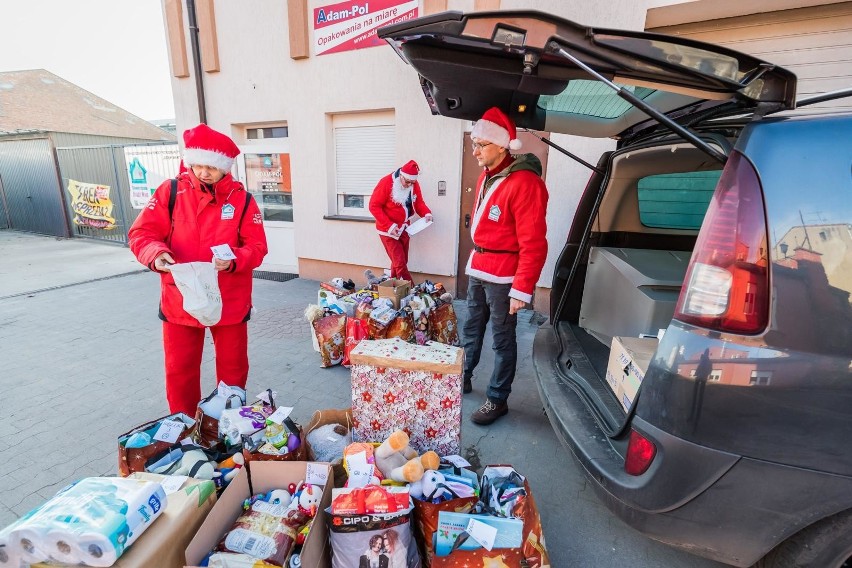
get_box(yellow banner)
[67,179,117,230]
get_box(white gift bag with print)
[168,261,223,326]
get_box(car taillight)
[625,429,656,476]
[674,151,770,334]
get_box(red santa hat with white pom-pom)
[471,106,522,151]
[398,160,420,180]
[182,123,241,172]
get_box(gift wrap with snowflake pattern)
[350,338,463,455]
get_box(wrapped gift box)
[350,338,463,455]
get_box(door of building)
[455,131,550,299]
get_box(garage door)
[646,2,852,114]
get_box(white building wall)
[164,0,688,288]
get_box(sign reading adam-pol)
[314,0,418,56]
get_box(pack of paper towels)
[0,476,166,567]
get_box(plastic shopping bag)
[168,261,223,326]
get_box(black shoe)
[471,399,508,425]
[463,377,472,394]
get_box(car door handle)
[464,214,470,228]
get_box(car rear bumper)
[533,323,852,567]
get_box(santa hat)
[399,160,420,180]
[182,123,240,171]
[471,106,522,150]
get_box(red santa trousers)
[379,232,412,282]
[162,320,249,415]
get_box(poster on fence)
[67,179,117,230]
[313,0,418,56]
[124,144,181,209]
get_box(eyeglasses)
[471,141,493,151]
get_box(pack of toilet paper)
[0,476,166,567]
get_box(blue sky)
[0,0,174,121]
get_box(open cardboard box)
[377,278,411,309]
[185,461,333,568]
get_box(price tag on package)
[211,244,237,260]
[153,419,187,443]
[466,518,498,551]
[267,406,294,425]
[306,463,329,486]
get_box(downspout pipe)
[186,0,207,124]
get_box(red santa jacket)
[128,171,268,327]
[466,154,548,303]
[368,169,431,237]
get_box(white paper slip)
[153,419,186,443]
[347,451,374,488]
[211,243,237,260]
[160,475,189,495]
[466,518,498,551]
[306,462,329,486]
[267,406,294,424]
[405,217,433,235]
[443,454,471,468]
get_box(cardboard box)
[185,460,333,568]
[606,336,658,412]
[377,278,411,309]
[33,474,216,568]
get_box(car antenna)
[547,41,728,165]
[521,129,604,175]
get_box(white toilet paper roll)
[9,526,50,564]
[46,528,84,565]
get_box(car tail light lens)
[675,151,770,334]
[625,429,656,476]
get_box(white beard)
[391,175,411,206]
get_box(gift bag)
[305,408,353,488]
[313,314,347,367]
[168,261,222,326]
[117,412,195,476]
[343,317,368,368]
[242,416,307,463]
[191,384,247,449]
[327,504,421,568]
[428,465,549,568]
[428,303,459,346]
[386,308,416,342]
[412,487,478,566]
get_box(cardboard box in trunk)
[185,460,333,568]
[605,336,658,412]
[377,278,411,309]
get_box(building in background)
[159,0,852,312]
[0,69,175,237]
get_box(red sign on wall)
[313,0,418,56]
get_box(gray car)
[380,10,852,567]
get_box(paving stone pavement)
[0,231,725,568]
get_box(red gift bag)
[343,317,368,367]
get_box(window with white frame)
[750,370,772,386]
[709,370,723,382]
[333,115,395,217]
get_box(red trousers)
[380,232,412,282]
[162,321,248,415]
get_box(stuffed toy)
[288,482,322,517]
[374,430,440,483]
[217,451,245,484]
[267,488,292,506]
[410,469,477,503]
[170,449,217,480]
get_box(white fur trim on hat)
[471,119,522,150]
[399,170,417,181]
[183,148,235,171]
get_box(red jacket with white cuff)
[128,171,268,327]
[466,154,548,303]
[369,170,431,237]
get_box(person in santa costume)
[463,107,549,425]
[129,123,268,415]
[368,160,432,283]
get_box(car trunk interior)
[550,140,725,434]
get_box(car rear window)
[539,80,656,119]
[637,171,721,230]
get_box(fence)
[56,142,180,244]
